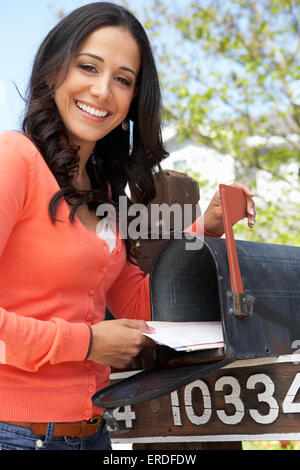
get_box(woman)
[0,2,255,450]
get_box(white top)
[97,218,116,254]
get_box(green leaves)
[123,1,300,243]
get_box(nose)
[90,75,112,101]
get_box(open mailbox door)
[92,185,300,422]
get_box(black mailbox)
[92,185,300,416]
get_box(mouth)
[75,100,110,119]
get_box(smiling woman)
[53,26,141,163]
[0,1,255,452]
[0,2,169,451]
[22,2,167,241]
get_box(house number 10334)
[170,372,300,426]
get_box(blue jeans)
[0,420,112,450]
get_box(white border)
[112,433,300,444]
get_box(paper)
[142,321,224,352]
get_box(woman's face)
[53,26,141,156]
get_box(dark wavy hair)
[22,2,168,261]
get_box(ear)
[45,73,55,87]
[45,77,56,94]
[45,79,55,99]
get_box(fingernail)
[143,326,155,333]
[249,208,255,216]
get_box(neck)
[78,144,95,172]
[72,142,95,189]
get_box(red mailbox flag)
[219,185,247,311]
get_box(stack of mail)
[142,321,224,352]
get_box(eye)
[78,64,97,73]
[116,76,131,87]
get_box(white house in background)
[160,126,235,210]
[160,126,300,212]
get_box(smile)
[76,101,109,118]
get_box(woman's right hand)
[87,319,154,369]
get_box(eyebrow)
[76,52,137,76]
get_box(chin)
[68,129,101,147]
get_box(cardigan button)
[88,288,95,296]
[84,409,92,419]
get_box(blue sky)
[0,1,81,131]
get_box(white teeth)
[76,101,108,118]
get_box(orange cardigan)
[0,131,216,422]
[0,131,151,422]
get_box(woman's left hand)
[203,182,256,237]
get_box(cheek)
[55,95,71,128]
[55,74,85,107]
[117,91,135,117]
[54,89,66,118]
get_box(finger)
[142,323,156,334]
[231,182,254,197]
[246,197,256,228]
[120,318,152,332]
